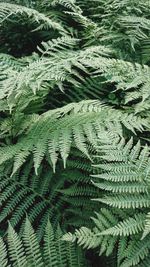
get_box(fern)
[0,100,147,175]
[0,237,9,267]
[64,137,150,266]
[0,150,99,239]
[50,0,82,13]
[1,1,150,266]
[0,218,87,267]
[63,208,119,256]
[0,2,65,32]
[98,214,145,236]
[7,222,27,267]
[1,40,114,108]
[43,220,58,266]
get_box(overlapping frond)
[0,100,147,175]
[1,218,87,267]
[63,137,150,266]
[0,2,65,32]
[1,0,150,266]
[0,150,99,238]
[0,40,114,109]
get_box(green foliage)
[0,2,65,32]
[0,218,87,267]
[63,137,150,266]
[0,152,100,238]
[1,0,150,266]
[0,100,147,177]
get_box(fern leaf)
[23,217,44,267]
[94,194,150,209]
[0,2,65,33]
[99,214,145,236]
[142,212,150,240]
[120,236,150,267]
[8,223,27,267]
[43,219,58,266]
[0,237,9,267]
[55,225,68,267]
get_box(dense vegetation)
[1,0,150,266]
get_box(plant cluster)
[1,0,150,266]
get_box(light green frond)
[92,181,148,193]
[37,36,78,56]
[23,217,44,267]
[0,237,9,267]
[63,208,118,256]
[99,214,145,236]
[7,223,27,267]
[0,2,65,33]
[95,194,150,209]
[117,237,128,266]
[0,101,147,175]
[63,227,99,249]
[1,218,87,267]
[142,212,150,240]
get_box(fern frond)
[0,101,147,175]
[43,219,58,266]
[120,236,150,267]
[63,227,98,249]
[0,2,65,33]
[23,218,43,267]
[1,43,115,106]
[50,0,82,13]
[7,223,27,267]
[1,218,87,267]
[0,148,97,236]
[55,225,68,267]
[37,36,78,56]
[142,212,150,240]
[95,194,150,209]
[99,213,145,236]
[92,181,148,193]
[63,208,118,256]
[0,237,9,267]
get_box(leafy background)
[1,0,150,266]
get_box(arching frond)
[0,101,147,174]
[0,2,65,32]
